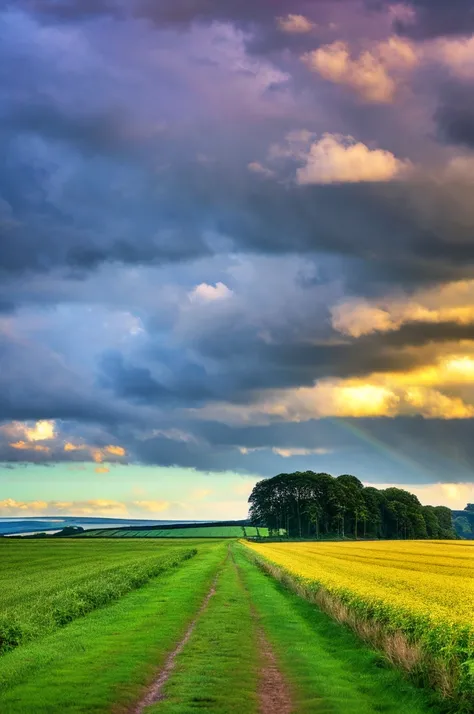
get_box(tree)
[248,472,456,541]
[433,506,456,539]
[337,474,365,538]
[422,506,441,539]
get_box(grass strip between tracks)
[144,549,260,714]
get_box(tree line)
[248,472,456,540]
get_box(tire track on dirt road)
[230,548,293,714]
[132,569,221,713]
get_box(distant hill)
[0,516,214,537]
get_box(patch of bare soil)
[132,577,218,713]
[230,551,292,714]
[257,627,293,714]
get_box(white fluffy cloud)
[188,282,233,302]
[296,133,410,185]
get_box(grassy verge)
[145,550,260,714]
[0,547,196,654]
[0,542,226,714]
[234,544,445,714]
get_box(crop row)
[0,547,196,654]
[244,541,474,710]
[81,526,269,538]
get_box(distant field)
[245,539,474,706]
[81,525,269,538]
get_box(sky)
[2,0,474,519]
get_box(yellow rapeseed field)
[244,540,474,627]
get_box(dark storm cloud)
[0,333,121,424]
[0,3,473,289]
[135,0,316,28]
[129,416,474,483]
[96,319,474,412]
[0,0,122,21]
[2,0,474,490]
[435,83,474,148]
[3,103,134,155]
[391,0,474,39]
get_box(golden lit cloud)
[95,466,110,474]
[332,279,474,337]
[10,441,50,452]
[133,500,170,513]
[1,420,56,452]
[25,420,56,441]
[0,498,48,514]
[302,37,417,103]
[193,347,474,423]
[64,442,126,463]
[104,445,126,457]
[296,134,410,185]
[0,498,128,517]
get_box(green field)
[0,538,455,713]
[80,525,269,538]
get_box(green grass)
[147,551,260,714]
[234,544,444,714]
[0,539,196,653]
[0,542,227,714]
[82,526,247,538]
[0,539,451,713]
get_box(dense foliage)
[248,472,456,539]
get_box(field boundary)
[242,548,469,713]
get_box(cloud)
[2,0,474,494]
[277,14,314,34]
[272,447,332,457]
[0,498,128,516]
[11,0,121,22]
[295,134,410,185]
[331,280,474,337]
[188,282,233,302]
[302,38,417,103]
[132,499,170,513]
[247,161,275,178]
[431,36,474,80]
[392,0,474,39]
[0,498,48,514]
[10,441,50,453]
